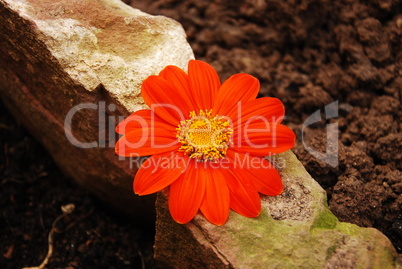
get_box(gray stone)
[0,0,193,222]
[155,151,401,268]
[1,0,193,111]
[0,0,400,267]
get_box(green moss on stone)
[334,221,361,235]
[311,207,338,230]
[325,244,340,262]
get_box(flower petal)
[212,73,260,116]
[188,60,221,110]
[227,151,283,196]
[141,75,189,125]
[199,166,230,226]
[159,65,197,115]
[220,168,261,218]
[228,97,285,128]
[134,152,188,195]
[115,126,179,157]
[115,109,175,135]
[233,121,296,156]
[168,161,206,224]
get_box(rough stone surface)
[155,151,401,269]
[1,0,400,267]
[0,0,193,222]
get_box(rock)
[154,151,401,268]
[1,0,400,266]
[0,0,194,222]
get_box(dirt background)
[1,0,401,268]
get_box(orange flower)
[115,60,296,226]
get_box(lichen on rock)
[154,151,401,268]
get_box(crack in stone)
[263,176,314,221]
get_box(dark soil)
[0,103,161,268]
[1,0,401,267]
[132,0,402,258]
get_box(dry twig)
[22,204,75,269]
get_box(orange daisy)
[115,60,296,226]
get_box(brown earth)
[133,0,401,255]
[0,101,161,268]
[1,0,401,267]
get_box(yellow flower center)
[177,110,233,162]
